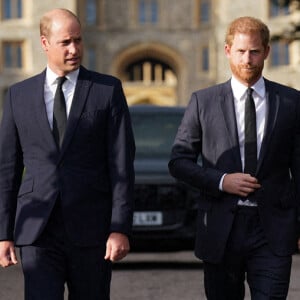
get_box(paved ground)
[1,251,300,299]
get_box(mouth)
[66,57,80,64]
[242,65,255,71]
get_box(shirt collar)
[46,66,80,86]
[231,75,265,100]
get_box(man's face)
[225,32,270,86]
[41,17,83,76]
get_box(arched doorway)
[111,43,185,106]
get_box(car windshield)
[131,111,183,159]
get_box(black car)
[129,105,200,251]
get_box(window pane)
[139,0,146,23]
[270,0,289,17]
[86,0,97,25]
[131,112,183,159]
[200,0,210,23]
[139,0,158,24]
[3,42,23,68]
[271,41,289,66]
[202,47,209,71]
[4,44,12,67]
[17,0,22,18]
[3,0,11,18]
[17,44,22,67]
[87,48,96,70]
[3,0,23,19]
[151,0,158,23]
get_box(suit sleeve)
[0,88,24,240]
[289,92,300,237]
[168,92,224,197]
[107,80,135,236]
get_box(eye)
[61,40,71,46]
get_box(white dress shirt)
[44,67,79,129]
[220,76,267,206]
[231,75,266,167]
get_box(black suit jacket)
[0,66,135,247]
[169,78,300,263]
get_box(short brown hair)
[225,16,270,49]
[40,8,81,38]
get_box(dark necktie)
[244,87,257,176]
[53,76,67,148]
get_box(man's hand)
[0,241,18,268]
[104,232,130,262]
[222,173,261,197]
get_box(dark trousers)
[19,201,112,300]
[203,206,292,300]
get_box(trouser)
[19,201,112,300]
[203,206,292,300]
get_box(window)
[199,0,211,23]
[2,0,22,20]
[130,110,183,159]
[78,0,104,27]
[270,40,290,66]
[3,41,23,69]
[269,0,290,17]
[138,0,158,24]
[85,0,97,25]
[86,47,96,70]
[201,46,209,71]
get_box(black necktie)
[53,76,67,147]
[244,88,257,176]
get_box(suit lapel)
[219,81,243,171]
[256,79,280,173]
[33,71,58,151]
[219,79,280,175]
[59,67,92,159]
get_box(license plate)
[133,211,163,226]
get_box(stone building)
[0,0,300,112]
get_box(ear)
[40,35,49,51]
[224,44,231,58]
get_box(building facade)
[0,0,300,112]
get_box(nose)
[243,51,251,63]
[68,42,77,55]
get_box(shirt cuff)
[219,173,227,191]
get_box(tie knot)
[246,87,253,97]
[56,76,66,88]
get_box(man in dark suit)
[0,8,135,300]
[169,16,300,299]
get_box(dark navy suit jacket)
[169,78,300,263]
[0,66,135,247]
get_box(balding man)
[0,8,135,299]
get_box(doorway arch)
[111,43,186,106]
